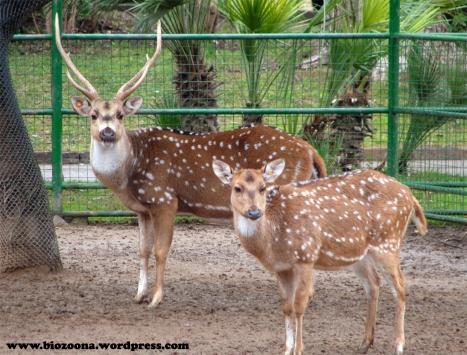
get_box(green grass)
[401,171,466,184]
[10,40,466,218]
[12,41,466,153]
[399,171,466,219]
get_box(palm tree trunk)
[0,0,62,272]
[174,49,219,133]
[242,102,263,126]
[332,79,373,171]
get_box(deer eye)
[234,186,242,193]
[259,186,266,194]
[116,112,123,120]
[91,114,97,120]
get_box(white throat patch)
[91,138,128,176]
[235,214,258,238]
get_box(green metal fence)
[10,0,467,223]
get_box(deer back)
[126,125,322,218]
[265,170,419,270]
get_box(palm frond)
[219,0,305,34]
[360,0,388,32]
[154,92,182,128]
[400,2,441,33]
[399,42,460,173]
[304,0,345,31]
[131,0,190,28]
[447,64,467,106]
[219,0,305,111]
[321,0,455,107]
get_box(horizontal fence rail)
[19,107,467,117]
[13,31,467,41]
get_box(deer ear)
[212,160,233,185]
[123,96,143,116]
[71,96,91,116]
[263,159,285,183]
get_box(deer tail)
[312,150,327,178]
[412,196,428,236]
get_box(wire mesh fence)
[1,0,62,272]
[9,32,466,222]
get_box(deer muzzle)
[99,127,116,143]
[246,208,263,220]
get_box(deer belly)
[115,191,148,213]
[315,244,369,270]
[177,197,232,219]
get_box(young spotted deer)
[213,160,427,355]
[54,15,327,308]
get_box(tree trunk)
[242,102,263,127]
[304,84,373,172]
[174,49,219,133]
[331,84,372,171]
[0,0,62,272]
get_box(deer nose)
[246,208,262,220]
[99,127,116,142]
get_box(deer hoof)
[148,299,161,309]
[292,349,302,355]
[358,338,373,354]
[394,342,404,355]
[358,343,371,354]
[148,292,163,308]
[134,293,147,304]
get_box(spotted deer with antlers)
[54,15,327,308]
[213,160,427,355]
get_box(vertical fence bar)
[387,0,400,177]
[51,0,63,213]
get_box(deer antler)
[115,20,162,101]
[54,14,98,100]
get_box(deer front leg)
[277,270,298,355]
[148,199,178,308]
[353,256,381,353]
[293,265,314,355]
[135,213,154,303]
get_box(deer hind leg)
[293,265,314,355]
[353,255,381,353]
[135,213,154,303]
[372,252,406,355]
[148,199,178,309]
[277,269,299,355]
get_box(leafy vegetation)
[154,93,182,128]
[304,0,465,171]
[399,42,467,173]
[219,0,305,125]
[23,0,117,34]
[96,0,220,132]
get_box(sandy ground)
[0,223,466,355]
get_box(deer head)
[54,14,162,144]
[212,159,285,220]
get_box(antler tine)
[54,13,98,100]
[115,20,162,100]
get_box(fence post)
[51,0,63,213]
[387,0,400,177]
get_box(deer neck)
[234,213,262,238]
[90,132,133,190]
[233,211,273,257]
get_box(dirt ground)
[1,222,466,354]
